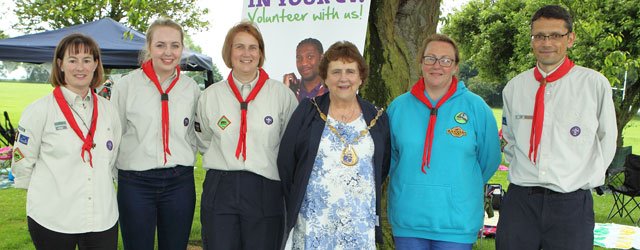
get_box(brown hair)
[221,21,265,69]
[50,33,104,89]
[318,41,368,84]
[140,18,184,63]
[417,34,461,65]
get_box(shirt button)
[88,197,92,200]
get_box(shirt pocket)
[554,111,597,155]
[252,111,282,149]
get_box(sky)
[0,0,469,77]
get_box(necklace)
[331,104,358,123]
[67,101,90,131]
[312,98,383,167]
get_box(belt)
[528,186,561,195]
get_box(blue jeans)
[394,237,473,250]
[117,166,195,250]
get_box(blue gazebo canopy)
[0,18,213,72]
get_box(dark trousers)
[200,170,284,250]
[495,184,594,250]
[117,166,196,250]
[28,217,118,250]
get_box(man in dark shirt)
[283,38,327,100]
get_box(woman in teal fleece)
[387,34,501,249]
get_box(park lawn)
[2,82,640,249]
[0,82,53,128]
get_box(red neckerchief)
[227,68,269,161]
[410,76,458,173]
[530,57,574,164]
[142,60,181,165]
[53,86,98,167]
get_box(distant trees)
[443,0,640,146]
[13,0,209,33]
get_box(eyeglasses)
[531,32,570,42]
[422,56,455,67]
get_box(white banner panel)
[241,0,371,83]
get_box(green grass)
[2,82,640,249]
[0,82,53,127]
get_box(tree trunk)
[363,1,441,248]
[363,0,441,107]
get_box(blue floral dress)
[292,114,377,250]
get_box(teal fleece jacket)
[387,81,501,244]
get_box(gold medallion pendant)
[341,145,359,166]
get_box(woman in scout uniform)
[110,18,200,249]
[12,33,121,250]
[277,41,391,249]
[386,34,501,250]
[195,21,298,250]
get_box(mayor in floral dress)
[277,41,391,249]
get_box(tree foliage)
[13,0,209,33]
[442,0,640,146]
[362,0,441,107]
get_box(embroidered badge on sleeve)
[13,148,24,162]
[18,134,29,145]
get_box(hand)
[282,73,298,88]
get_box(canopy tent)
[0,18,214,85]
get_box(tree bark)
[363,0,441,106]
[363,1,441,248]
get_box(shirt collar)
[536,62,563,78]
[232,70,259,89]
[60,86,91,105]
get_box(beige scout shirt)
[195,73,298,181]
[111,69,200,171]
[12,86,122,233]
[502,65,617,193]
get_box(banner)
[242,0,371,99]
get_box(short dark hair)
[297,38,323,54]
[531,5,573,32]
[318,41,368,85]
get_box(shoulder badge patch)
[18,134,29,145]
[454,112,468,124]
[13,148,24,162]
[217,116,231,130]
[447,126,467,138]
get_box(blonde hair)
[221,21,265,69]
[139,18,185,64]
[50,33,104,89]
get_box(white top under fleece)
[111,68,201,171]
[195,73,298,181]
[501,65,617,193]
[12,86,122,233]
